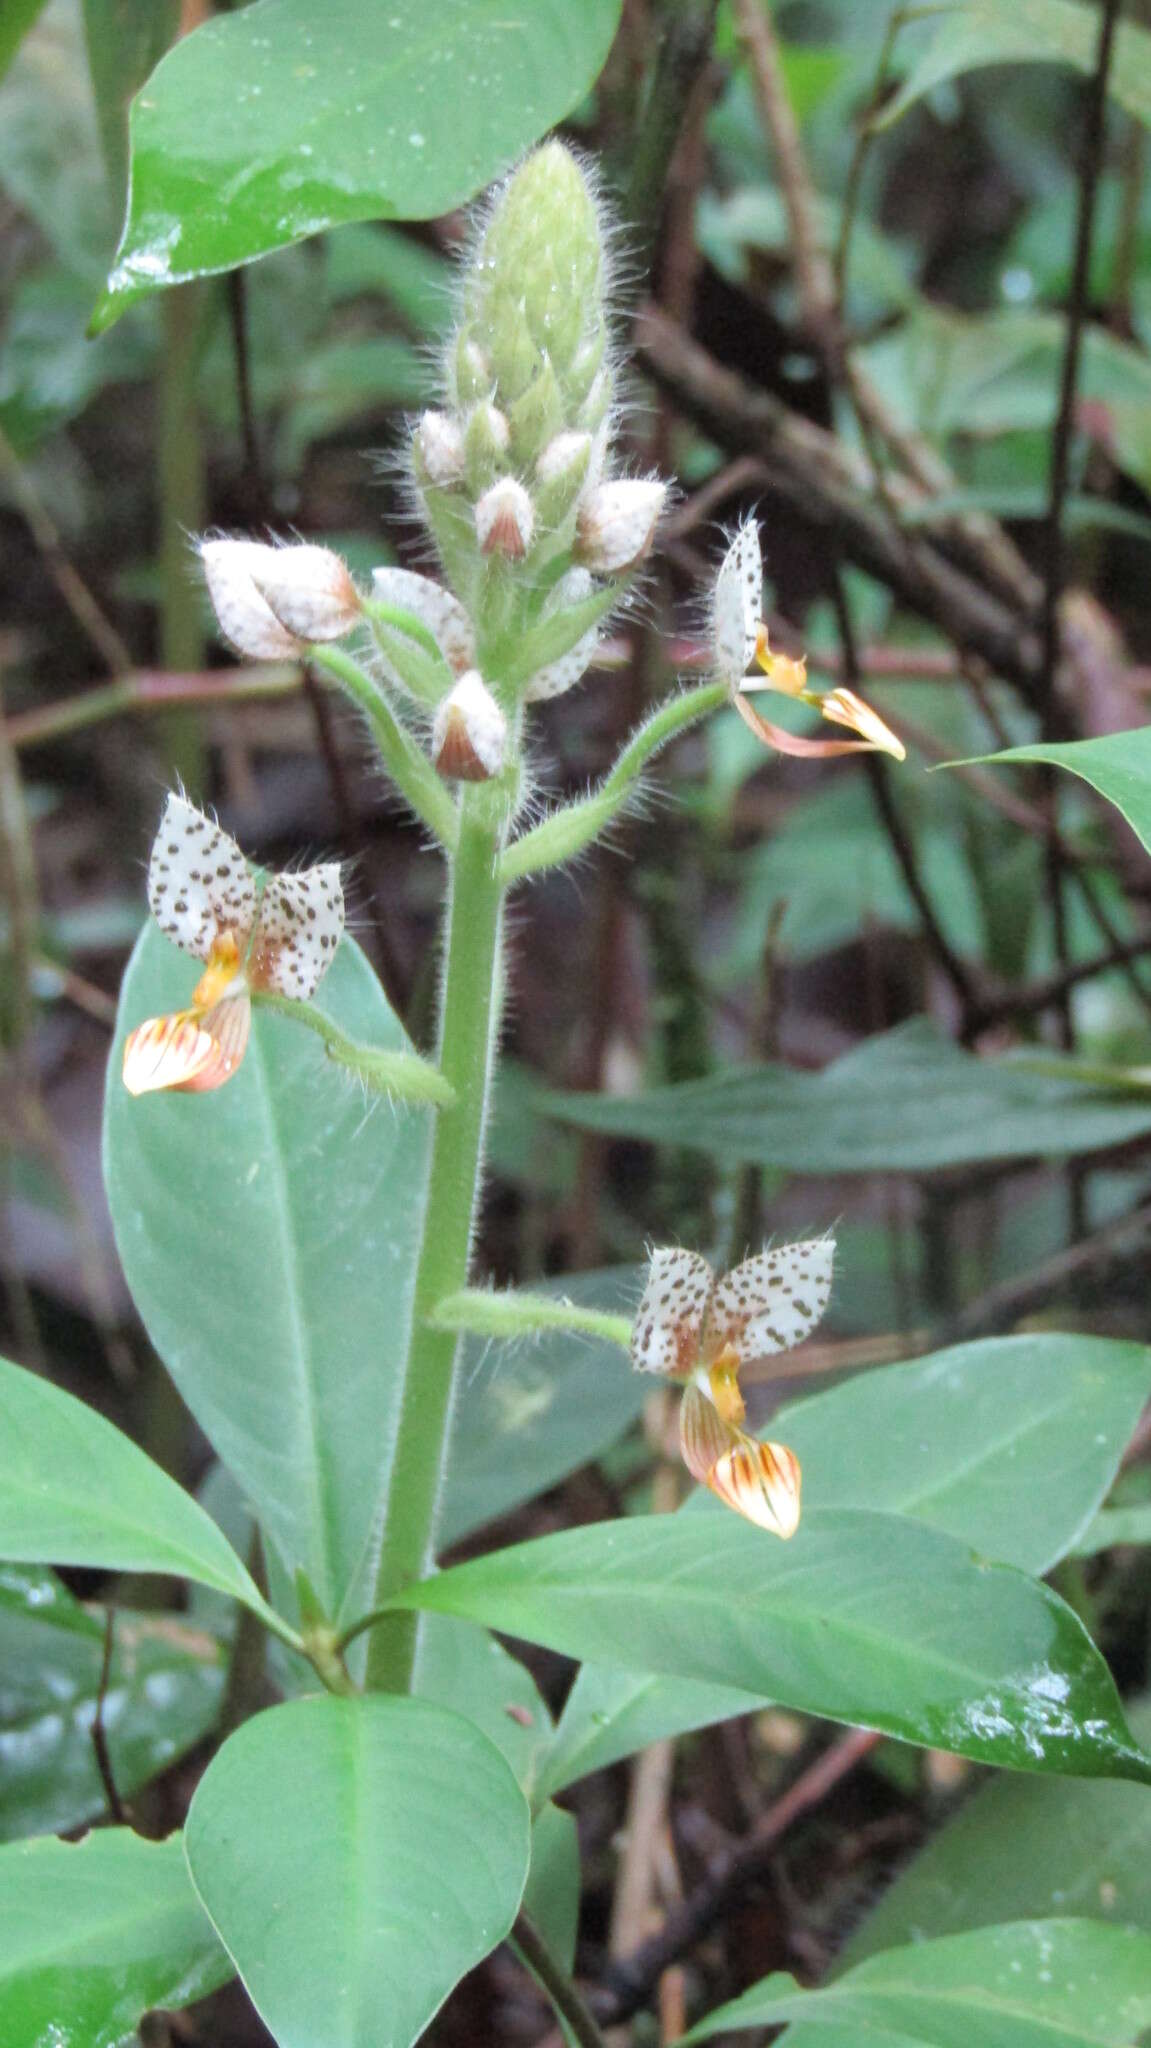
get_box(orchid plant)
[6,138,1150,2048]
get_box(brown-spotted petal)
[679,1381,802,1538]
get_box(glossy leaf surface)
[185,1694,530,2048]
[396,1511,1151,1783]
[0,1828,230,2045]
[0,1352,270,1617]
[96,0,624,325]
[544,1020,1151,1172]
[105,923,430,1620]
[0,1564,221,1842]
[683,1918,1151,2047]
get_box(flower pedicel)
[122,794,344,1096]
[631,1238,835,1535]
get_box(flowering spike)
[369,568,475,677]
[576,479,666,575]
[475,476,534,559]
[432,671,507,783]
[712,520,762,689]
[249,545,362,644]
[199,539,303,659]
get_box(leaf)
[441,1269,648,1546]
[539,1666,758,1799]
[682,1918,1151,2047]
[523,1804,581,1973]
[0,1563,222,1842]
[411,1612,552,1789]
[0,1827,231,2046]
[94,0,625,328]
[957,730,1151,859]
[104,923,431,1623]
[394,1510,1151,1785]
[776,1334,1151,1577]
[82,0,180,202]
[185,1694,530,2048]
[0,1352,275,1622]
[544,1019,1151,1173]
[1076,1505,1151,1556]
[880,0,1151,135]
[537,1333,1151,1793]
[0,0,49,84]
[838,1699,1151,1968]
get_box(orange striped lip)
[121,991,251,1096]
[679,1380,801,1539]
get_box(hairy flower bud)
[525,567,601,702]
[464,400,511,493]
[199,539,304,659]
[370,567,475,677]
[575,478,666,575]
[475,475,534,560]
[458,142,609,428]
[432,671,507,782]
[415,410,466,488]
[250,544,362,643]
[534,429,592,527]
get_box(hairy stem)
[364,786,506,1691]
[309,644,459,851]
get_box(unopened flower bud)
[475,476,534,560]
[534,429,592,527]
[464,400,511,493]
[370,567,475,676]
[526,567,601,702]
[199,539,303,659]
[432,671,507,782]
[509,358,563,467]
[250,544,362,643]
[452,334,492,408]
[575,479,666,575]
[415,410,465,488]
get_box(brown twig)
[937,1197,1151,1346]
[597,1726,880,2024]
[5,663,303,750]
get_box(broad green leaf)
[539,1665,757,1799]
[95,0,625,327]
[105,923,431,1622]
[411,1612,551,1789]
[0,0,49,83]
[82,0,180,201]
[441,1270,647,1546]
[544,1019,1151,1173]
[0,1827,231,2045]
[776,1335,1151,1577]
[0,1563,221,1842]
[0,1353,274,1621]
[682,1918,1151,2047]
[880,0,1151,135]
[185,1695,530,2048]
[959,730,1151,860]
[538,1334,1151,1793]
[394,1511,1151,1785]
[0,1,117,277]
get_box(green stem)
[308,644,459,852]
[431,1287,631,1349]
[364,786,506,1691]
[250,991,456,1105]
[512,1914,611,2048]
[500,681,727,884]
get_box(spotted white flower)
[631,1239,835,1536]
[122,795,343,1096]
